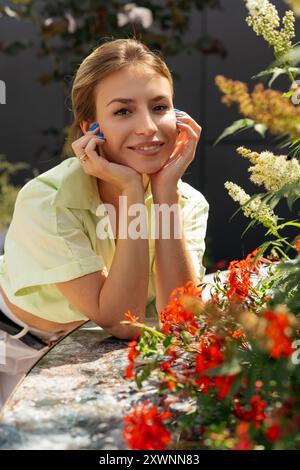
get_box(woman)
[0,38,209,408]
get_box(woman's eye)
[114,108,129,116]
[154,105,168,111]
[114,105,168,116]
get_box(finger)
[171,127,197,166]
[177,118,202,137]
[84,135,107,163]
[176,121,199,141]
[75,124,100,144]
[175,112,202,135]
[74,137,106,164]
[71,125,102,156]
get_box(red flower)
[263,310,294,359]
[294,238,300,254]
[266,423,281,443]
[230,328,244,339]
[194,335,225,393]
[124,310,140,323]
[123,401,172,450]
[214,375,236,399]
[167,380,176,391]
[159,281,203,335]
[160,358,175,372]
[226,249,261,303]
[208,259,228,273]
[234,422,252,450]
[195,375,211,394]
[195,335,224,374]
[234,395,267,428]
[125,338,140,379]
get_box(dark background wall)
[0,0,298,263]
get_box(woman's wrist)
[121,180,145,197]
[151,184,180,204]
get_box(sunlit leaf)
[214,119,255,145]
[254,123,267,137]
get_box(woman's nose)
[134,113,158,135]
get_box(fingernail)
[176,120,183,123]
[89,123,99,131]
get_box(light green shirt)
[0,157,209,324]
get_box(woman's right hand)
[72,124,143,193]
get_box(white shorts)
[0,289,60,410]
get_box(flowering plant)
[121,204,300,450]
[121,0,300,450]
[121,270,299,450]
[215,0,300,157]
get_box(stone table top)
[0,323,159,450]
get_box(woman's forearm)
[98,185,149,339]
[153,188,199,314]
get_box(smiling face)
[92,65,178,175]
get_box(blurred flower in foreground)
[239,305,298,358]
[123,401,171,450]
[117,3,153,29]
[215,76,300,139]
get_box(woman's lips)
[128,143,164,156]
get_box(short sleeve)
[5,179,106,296]
[181,190,209,281]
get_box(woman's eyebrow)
[106,95,169,107]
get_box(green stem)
[288,69,296,84]
[120,320,167,340]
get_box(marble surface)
[0,323,159,450]
[0,273,221,450]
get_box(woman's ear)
[80,121,90,135]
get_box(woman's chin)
[133,161,168,175]
[144,168,163,175]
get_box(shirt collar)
[52,158,100,214]
[52,157,154,214]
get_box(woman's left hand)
[150,109,202,194]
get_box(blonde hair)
[64,38,174,156]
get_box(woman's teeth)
[138,145,159,151]
[130,144,163,153]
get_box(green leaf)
[254,123,267,138]
[276,179,300,211]
[251,66,279,80]
[163,335,173,349]
[288,66,300,75]
[275,45,300,67]
[244,365,260,402]
[268,67,287,87]
[282,90,294,98]
[135,367,152,388]
[252,67,286,87]
[253,65,300,87]
[241,218,257,238]
[276,221,300,230]
[226,372,245,400]
[205,358,242,377]
[214,119,255,146]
